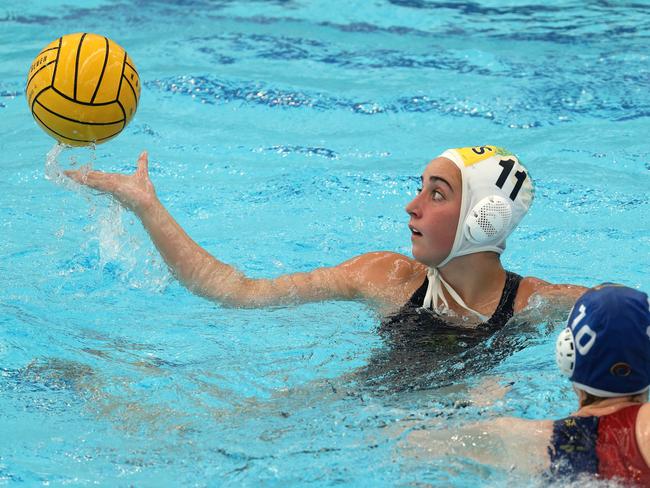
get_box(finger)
[64,169,97,183]
[64,169,83,182]
[136,150,149,177]
[64,169,96,184]
[64,169,114,191]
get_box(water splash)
[43,142,149,285]
[44,142,67,183]
[44,142,97,188]
[97,200,138,274]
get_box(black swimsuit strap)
[407,274,430,306]
[405,270,523,327]
[484,270,523,327]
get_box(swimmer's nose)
[405,194,420,218]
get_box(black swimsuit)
[359,271,523,391]
[381,270,523,339]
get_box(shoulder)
[637,403,650,421]
[514,277,551,312]
[514,276,588,313]
[337,252,427,311]
[339,251,425,282]
[635,403,650,467]
[635,403,650,428]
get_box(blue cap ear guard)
[556,285,650,398]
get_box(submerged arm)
[404,417,552,474]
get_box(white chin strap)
[422,267,489,322]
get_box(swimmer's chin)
[409,246,446,268]
[408,250,433,268]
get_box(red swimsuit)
[549,404,650,484]
[597,405,650,484]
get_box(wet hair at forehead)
[420,175,456,193]
[421,157,462,189]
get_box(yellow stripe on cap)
[453,145,513,167]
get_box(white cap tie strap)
[422,267,489,323]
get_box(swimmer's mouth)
[409,225,422,236]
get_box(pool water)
[1,1,649,486]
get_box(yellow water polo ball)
[26,32,140,147]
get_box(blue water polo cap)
[555,285,650,397]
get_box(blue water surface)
[1,1,649,486]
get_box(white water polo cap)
[437,146,534,267]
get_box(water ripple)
[0,87,20,109]
[145,75,334,109]
[149,74,649,128]
[255,145,339,159]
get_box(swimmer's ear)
[136,151,149,177]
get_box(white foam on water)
[45,142,142,280]
[44,142,67,184]
[97,199,139,275]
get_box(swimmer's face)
[405,157,462,267]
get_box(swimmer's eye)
[432,190,444,201]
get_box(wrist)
[133,193,161,216]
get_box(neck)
[436,252,506,314]
[576,395,644,416]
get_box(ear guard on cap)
[556,327,576,377]
[464,195,513,244]
[436,146,534,267]
[555,285,650,398]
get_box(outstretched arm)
[404,417,552,474]
[515,277,588,313]
[66,152,421,310]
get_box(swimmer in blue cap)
[406,285,650,484]
[65,146,584,330]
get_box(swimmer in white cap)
[405,285,650,484]
[65,146,584,329]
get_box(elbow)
[193,276,268,309]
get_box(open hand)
[65,151,158,213]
